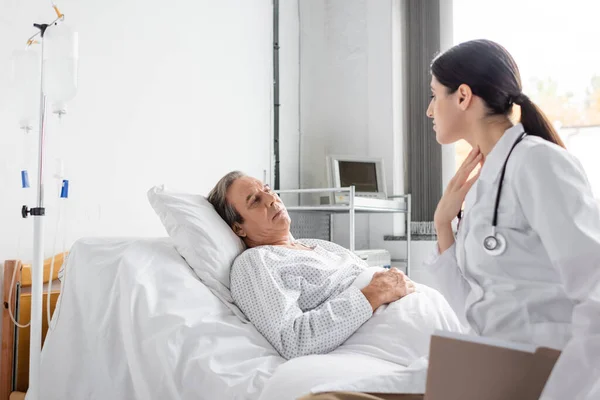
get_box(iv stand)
[21,7,64,398]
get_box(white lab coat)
[424,123,600,400]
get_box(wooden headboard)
[1,254,66,400]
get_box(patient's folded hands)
[360,268,416,311]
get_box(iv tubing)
[7,262,30,328]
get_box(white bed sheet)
[38,237,427,400]
[259,353,427,400]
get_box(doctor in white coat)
[424,39,600,400]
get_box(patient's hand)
[360,268,415,311]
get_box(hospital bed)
[32,237,427,400]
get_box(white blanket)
[38,238,463,400]
[261,268,465,400]
[39,238,284,400]
[262,266,464,399]
[339,267,465,366]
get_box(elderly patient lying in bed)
[208,171,464,364]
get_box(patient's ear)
[232,223,247,238]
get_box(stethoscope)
[458,131,527,256]
[483,131,527,256]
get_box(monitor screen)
[338,161,379,192]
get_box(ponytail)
[515,94,565,149]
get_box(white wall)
[298,0,405,250]
[0,0,275,261]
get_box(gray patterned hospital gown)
[230,238,373,359]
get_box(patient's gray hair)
[207,170,246,227]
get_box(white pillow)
[147,185,248,320]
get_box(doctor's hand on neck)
[434,147,483,253]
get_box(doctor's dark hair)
[431,39,565,148]
[207,170,246,227]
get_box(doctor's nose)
[426,101,434,118]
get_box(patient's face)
[226,176,291,247]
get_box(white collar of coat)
[478,123,526,183]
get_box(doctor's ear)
[457,84,473,110]
[232,223,247,238]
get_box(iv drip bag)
[12,48,41,130]
[44,24,78,108]
[0,48,9,111]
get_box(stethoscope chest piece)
[483,228,507,256]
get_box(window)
[453,0,600,199]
